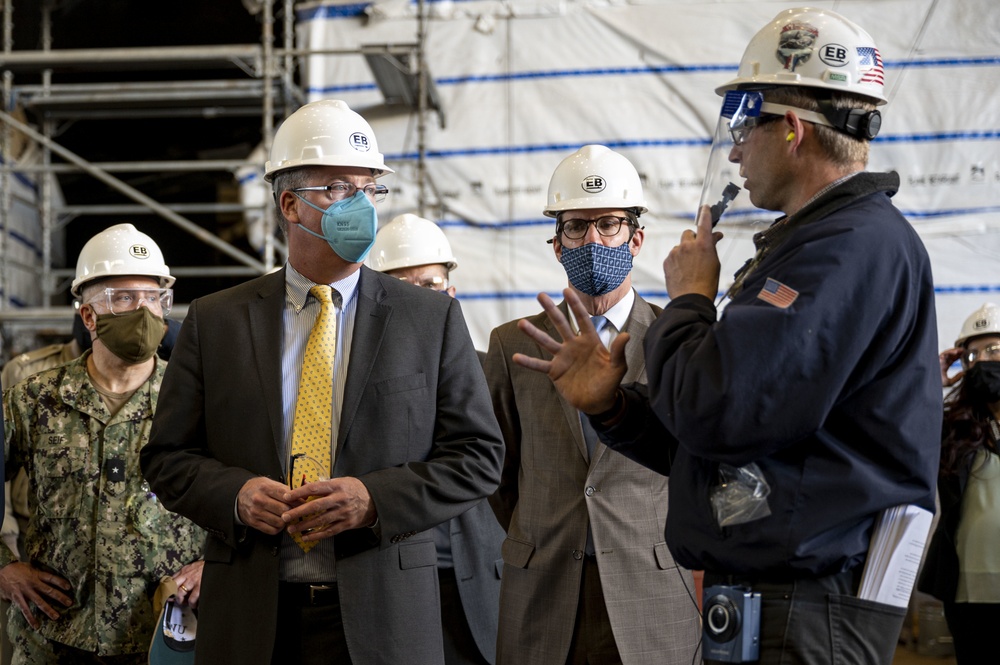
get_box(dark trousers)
[943,600,1000,665]
[703,569,906,665]
[565,554,622,665]
[273,582,352,665]
[439,566,490,665]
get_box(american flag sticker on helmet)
[857,46,884,85]
[757,277,799,309]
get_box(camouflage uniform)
[2,339,83,553]
[1,352,204,659]
[1,340,83,388]
[2,340,83,665]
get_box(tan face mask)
[94,306,166,364]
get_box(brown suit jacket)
[484,294,700,665]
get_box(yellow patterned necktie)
[289,284,336,552]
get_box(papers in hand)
[857,504,933,608]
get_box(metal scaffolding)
[0,0,302,355]
[0,0,438,360]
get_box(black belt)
[279,581,339,607]
[703,567,860,596]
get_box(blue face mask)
[293,191,378,263]
[560,241,633,296]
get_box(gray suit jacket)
[140,266,504,665]
[484,294,700,665]
[448,500,504,664]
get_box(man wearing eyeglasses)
[483,145,700,665]
[510,9,941,664]
[369,213,506,665]
[369,214,459,297]
[1,223,204,663]
[141,100,503,665]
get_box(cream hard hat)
[71,223,174,298]
[264,99,394,183]
[369,214,458,273]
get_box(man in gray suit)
[140,99,504,665]
[369,212,505,665]
[484,145,700,665]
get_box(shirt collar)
[284,262,360,312]
[601,287,634,332]
[753,171,861,252]
[568,287,635,333]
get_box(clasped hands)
[237,475,376,541]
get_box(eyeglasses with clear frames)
[729,114,781,146]
[961,342,1000,369]
[397,275,449,292]
[558,216,633,241]
[290,181,389,204]
[87,287,173,317]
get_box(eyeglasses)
[397,275,449,292]
[87,287,173,317]
[730,114,781,146]
[558,216,632,241]
[961,342,1000,369]
[290,181,389,204]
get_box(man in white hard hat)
[369,214,459,297]
[512,8,940,664]
[0,305,183,665]
[1,223,204,663]
[140,99,503,665]
[369,213,504,665]
[483,145,699,665]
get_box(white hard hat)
[369,214,458,273]
[956,303,1000,347]
[716,7,888,105]
[263,99,394,183]
[544,145,647,217]
[71,223,174,297]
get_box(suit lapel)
[621,295,654,385]
[544,303,592,463]
[337,267,391,456]
[248,269,287,460]
[589,294,656,467]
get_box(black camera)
[702,584,761,662]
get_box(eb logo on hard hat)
[349,133,372,152]
[130,244,150,260]
[582,176,606,193]
[819,44,849,67]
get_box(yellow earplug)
[786,131,796,142]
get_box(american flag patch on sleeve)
[757,277,799,309]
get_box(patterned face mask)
[559,241,633,296]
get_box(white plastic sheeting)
[244,0,1000,352]
[0,149,65,310]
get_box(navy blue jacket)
[598,172,941,578]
